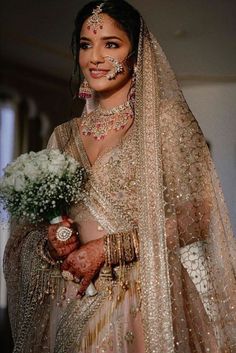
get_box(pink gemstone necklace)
[81,101,133,140]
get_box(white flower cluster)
[0,149,87,223]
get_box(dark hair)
[71,0,141,80]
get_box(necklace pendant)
[81,101,133,140]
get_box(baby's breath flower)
[0,149,87,223]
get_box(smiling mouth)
[89,69,109,79]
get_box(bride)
[4,1,236,352]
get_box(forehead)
[80,13,130,42]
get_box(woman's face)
[79,14,133,95]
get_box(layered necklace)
[81,101,134,140]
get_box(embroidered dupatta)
[134,19,236,352]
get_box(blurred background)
[0,0,236,351]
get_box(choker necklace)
[81,101,133,140]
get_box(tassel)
[76,79,92,100]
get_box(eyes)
[79,42,91,50]
[79,41,120,50]
[106,42,120,49]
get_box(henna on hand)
[61,237,105,296]
[48,219,79,259]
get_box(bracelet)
[36,237,61,266]
[103,228,139,267]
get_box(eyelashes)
[79,41,120,50]
[79,42,91,50]
[105,42,120,49]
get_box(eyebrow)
[80,36,123,42]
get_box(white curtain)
[0,101,16,308]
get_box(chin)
[90,77,131,96]
[91,83,111,93]
[89,80,120,94]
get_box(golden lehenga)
[3,17,236,353]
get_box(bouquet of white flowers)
[0,149,87,223]
[0,149,99,297]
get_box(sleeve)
[47,130,59,149]
[47,122,73,152]
[4,219,65,350]
[3,220,41,341]
[3,128,66,349]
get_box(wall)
[0,59,84,143]
[181,80,236,234]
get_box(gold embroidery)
[124,331,134,344]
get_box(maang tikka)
[87,3,104,34]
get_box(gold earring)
[78,79,93,99]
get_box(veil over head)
[132,17,236,353]
[81,13,236,352]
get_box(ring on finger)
[61,270,74,281]
[56,226,73,242]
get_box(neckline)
[73,117,135,171]
[81,101,133,141]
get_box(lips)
[89,69,109,79]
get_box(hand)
[61,237,105,296]
[48,218,79,260]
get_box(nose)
[90,46,105,66]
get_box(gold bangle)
[103,228,139,267]
[36,238,61,266]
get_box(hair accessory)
[81,101,133,140]
[105,56,124,80]
[77,79,93,99]
[87,3,104,34]
[56,226,73,242]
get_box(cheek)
[78,51,88,70]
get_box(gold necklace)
[81,101,133,140]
